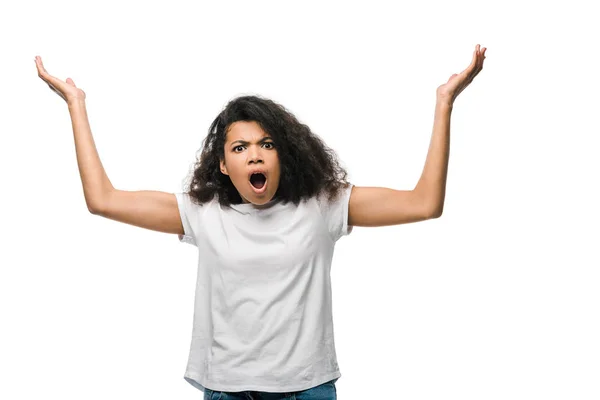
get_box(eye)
[232,142,275,153]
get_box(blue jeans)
[203,378,337,400]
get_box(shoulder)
[316,182,354,208]
[313,183,354,241]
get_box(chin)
[242,189,278,205]
[249,194,273,204]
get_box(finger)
[475,44,484,68]
[470,45,486,76]
[480,47,487,69]
[461,45,479,76]
[35,56,52,80]
[469,53,485,82]
[470,46,478,67]
[35,56,65,89]
[35,56,49,76]
[35,56,68,101]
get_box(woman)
[35,44,486,400]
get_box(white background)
[2,0,599,399]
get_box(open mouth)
[249,172,267,193]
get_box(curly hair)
[183,94,350,208]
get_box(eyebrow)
[230,137,273,146]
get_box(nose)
[247,145,263,164]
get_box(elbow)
[426,203,444,219]
[413,188,443,219]
[429,208,443,219]
[414,188,443,219]
[87,192,110,215]
[87,201,103,215]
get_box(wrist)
[67,98,86,111]
[435,97,454,110]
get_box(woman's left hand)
[436,44,486,106]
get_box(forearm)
[67,99,114,212]
[414,99,453,217]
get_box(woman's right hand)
[35,56,86,105]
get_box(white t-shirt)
[174,183,354,393]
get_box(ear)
[220,159,229,175]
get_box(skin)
[219,121,282,205]
[35,43,487,227]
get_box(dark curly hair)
[183,94,350,208]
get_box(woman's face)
[220,120,281,204]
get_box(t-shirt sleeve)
[317,183,354,242]
[174,192,200,246]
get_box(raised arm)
[348,44,486,227]
[35,56,185,236]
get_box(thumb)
[66,77,76,87]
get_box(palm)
[35,56,86,104]
[437,44,486,104]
